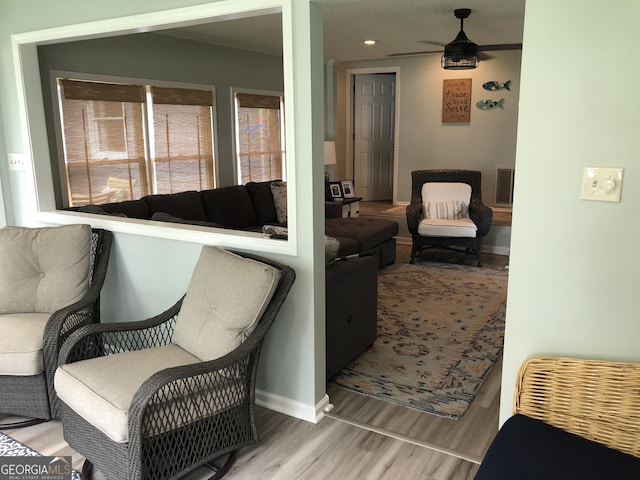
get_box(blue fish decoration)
[476,98,505,110]
[482,80,512,92]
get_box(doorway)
[346,68,400,204]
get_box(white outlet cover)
[581,167,623,202]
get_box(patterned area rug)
[0,432,80,479]
[331,262,508,419]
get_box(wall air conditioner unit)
[495,166,515,207]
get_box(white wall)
[335,50,522,207]
[500,0,640,423]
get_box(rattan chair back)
[513,356,640,458]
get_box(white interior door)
[353,74,396,201]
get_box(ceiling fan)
[387,8,522,61]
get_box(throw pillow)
[173,246,281,361]
[261,225,340,265]
[424,200,469,220]
[270,181,287,224]
[0,224,92,314]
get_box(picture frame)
[341,180,355,198]
[328,181,343,199]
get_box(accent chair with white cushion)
[0,225,112,428]
[406,170,493,266]
[55,246,295,480]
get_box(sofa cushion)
[0,313,51,375]
[173,246,281,361]
[418,217,477,238]
[246,181,279,226]
[54,344,201,443]
[143,191,207,222]
[100,199,150,219]
[325,218,399,253]
[474,414,640,480]
[151,212,223,228]
[332,236,359,258]
[200,186,258,229]
[0,224,92,314]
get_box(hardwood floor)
[1,244,508,479]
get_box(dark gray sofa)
[71,180,399,266]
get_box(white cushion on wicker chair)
[421,182,471,218]
[418,217,478,238]
[54,344,201,443]
[0,225,92,314]
[173,246,281,361]
[0,313,51,376]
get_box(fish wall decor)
[476,98,505,110]
[482,80,512,92]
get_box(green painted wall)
[0,0,327,419]
[500,0,640,423]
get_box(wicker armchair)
[0,227,112,428]
[406,169,492,266]
[474,357,640,479]
[55,247,295,480]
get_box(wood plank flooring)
[1,243,508,479]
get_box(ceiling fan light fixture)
[441,8,479,70]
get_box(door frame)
[345,66,401,205]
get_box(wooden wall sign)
[442,78,472,123]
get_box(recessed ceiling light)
[364,40,376,45]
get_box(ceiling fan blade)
[477,43,522,52]
[417,40,447,48]
[386,50,443,57]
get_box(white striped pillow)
[424,200,469,220]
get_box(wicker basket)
[513,356,640,458]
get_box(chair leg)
[0,417,47,429]
[81,459,94,480]
[204,451,237,480]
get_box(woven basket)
[513,356,640,458]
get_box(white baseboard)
[482,245,510,256]
[256,389,333,424]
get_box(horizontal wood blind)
[60,79,145,103]
[58,79,216,206]
[150,87,214,194]
[150,86,213,106]
[59,79,148,206]
[236,93,281,109]
[236,92,284,184]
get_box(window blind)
[235,93,284,184]
[59,79,148,206]
[150,87,215,194]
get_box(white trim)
[483,244,511,256]
[11,0,297,256]
[0,175,6,227]
[255,390,333,424]
[345,66,401,205]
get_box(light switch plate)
[581,167,623,202]
[8,153,28,171]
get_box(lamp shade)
[324,141,336,165]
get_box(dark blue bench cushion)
[474,414,640,480]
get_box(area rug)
[331,262,508,419]
[0,432,80,479]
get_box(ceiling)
[161,0,526,62]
